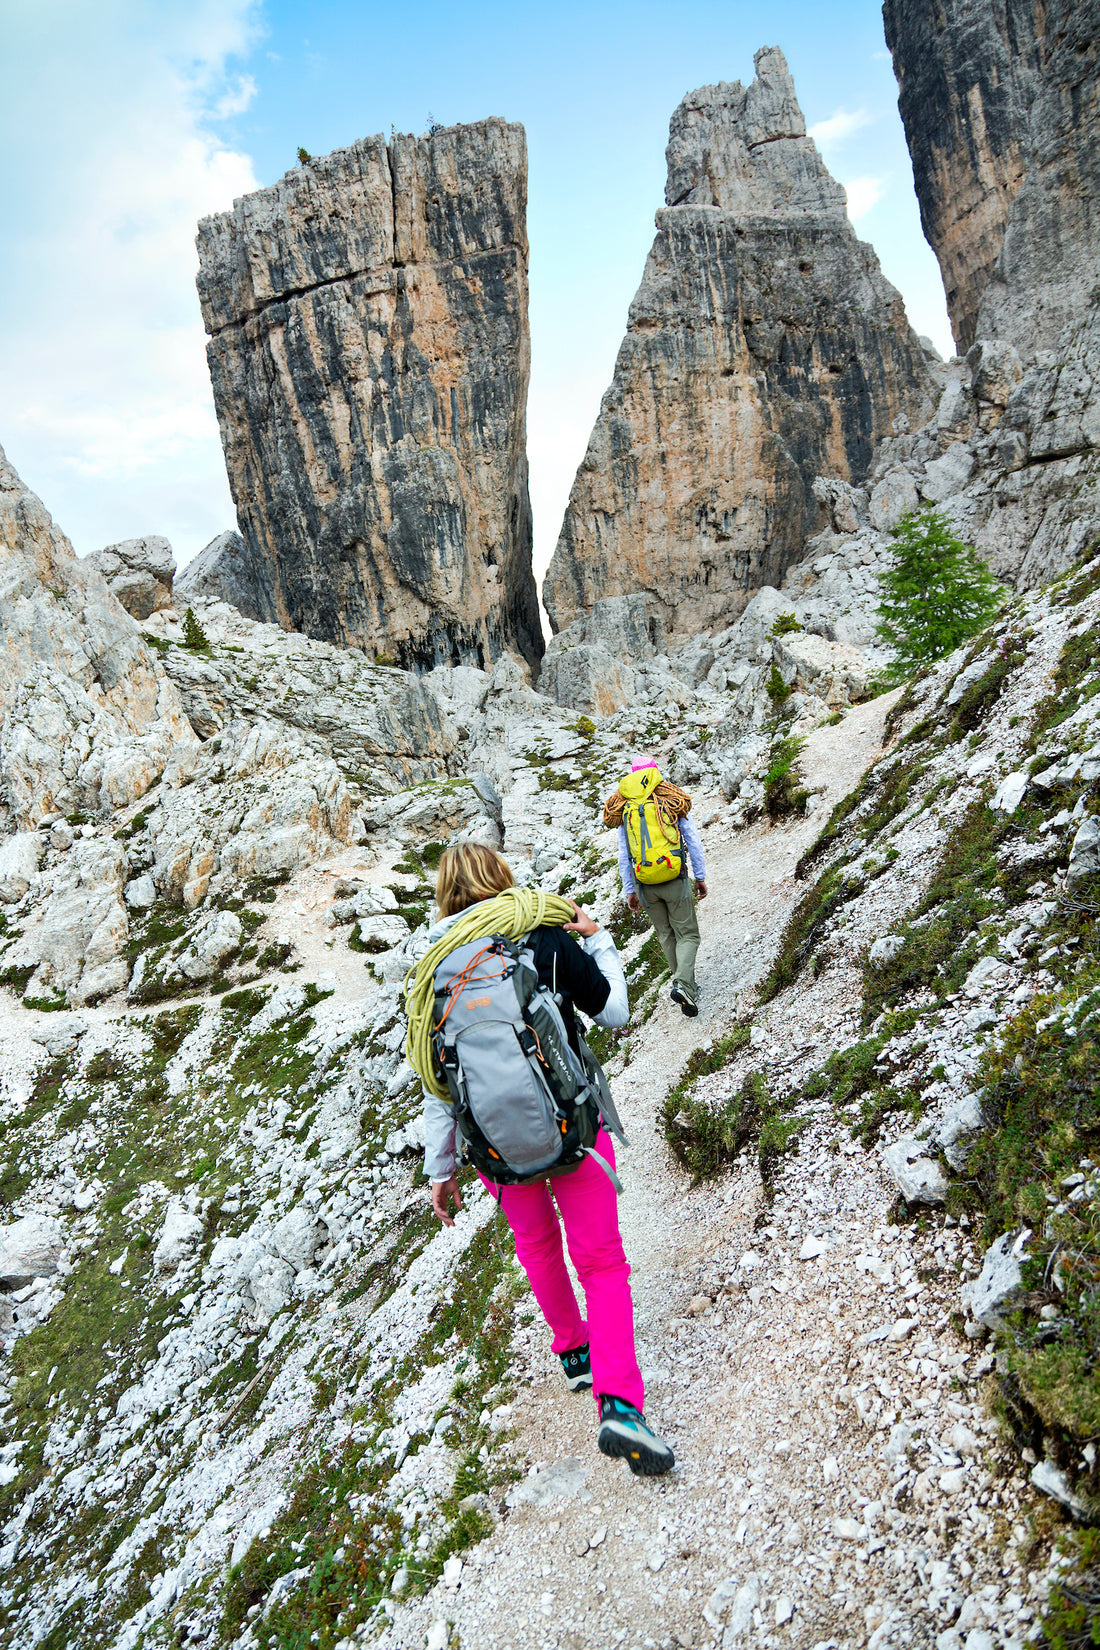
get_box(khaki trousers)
[637,874,700,994]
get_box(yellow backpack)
[619,768,684,885]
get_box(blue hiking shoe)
[597,1394,675,1475]
[560,1342,592,1391]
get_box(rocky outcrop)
[196,122,541,674]
[174,530,268,622]
[0,445,195,829]
[83,536,175,620]
[542,48,934,644]
[884,0,1099,361]
[882,0,1044,354]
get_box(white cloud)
[0,1,262,565]
[808,106,876,149]
[841,175,889,221]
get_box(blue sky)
[0,0,952,588]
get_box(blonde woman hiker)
[404,843,675,1476]
[603,759,707,1017]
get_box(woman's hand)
[563,900,599,938]
[695,879,708,900]
[431,1175,463,1226]
[627,891,642,913]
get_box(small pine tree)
[876,509,1004,677]
[297,146,312,165]
[182,607,209,652]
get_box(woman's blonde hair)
[435,843,515,918]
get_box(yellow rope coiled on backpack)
[404,887,577,1101]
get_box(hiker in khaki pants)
[604,760,708,1017]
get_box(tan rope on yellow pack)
[602,780,692,829]
[404,887,577,1100]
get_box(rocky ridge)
[175,532,269,625]
[197,121,542,674]
[541,47,935,645]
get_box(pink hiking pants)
[480,1129,644,1412]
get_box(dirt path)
[383,692,1040,1650]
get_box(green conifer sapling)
[183,607,210,652]
[876,509,1004,677]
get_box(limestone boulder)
[920,444,976,504]
[882,1137,948,1205]
[6,835,130,1004]
[1068,815,1100,887]
[248,1254,296,1321]
[84,536,175,620]
[0,1215,63,1288]
[153,1201,205,1274]
[0,831,43,903]
[270,1206,326,1273]
[356,914,411,952]
[772,632,873,707]
[962,1230,1029,1328]
[967,341,1023,409]
[175,910,242,982]
[869,469,920,532]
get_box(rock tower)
[883,0,1100,359]
[196,121,542,673]
[542,48,935,642]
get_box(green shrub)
[765,664,792,706]
[182,607,210,652]
[876,509,1004,676]
[770,612,802,637]
[763,736,810,820]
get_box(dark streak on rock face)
[196,122,541,675]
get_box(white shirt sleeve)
[583,928,629,1028]
[617,824,637,895]
[679,816,706,880]
[422,1093,457,1182]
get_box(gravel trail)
[387,693,1044,1650]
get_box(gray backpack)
[430,933,625,1189]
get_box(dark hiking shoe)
[670,983,699,1017]
[597,1395,675,1475]
[560,1342,593,1391]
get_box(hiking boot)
[560,1342,592,1391]
[597,1394,675,1475]
[670,982,698,1017]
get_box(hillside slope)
[1,543,1097,1650]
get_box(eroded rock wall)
[197,121,541,674]
[0,446,195,831]
[542,48,935,643]
[882,0,1045,355]
[883,0,1100,361]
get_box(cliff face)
[882,0,1044,355]
[196,122,542,674]
[883,0,1100,360]
[542,48,934,642]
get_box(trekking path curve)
[386,694,1046,1650]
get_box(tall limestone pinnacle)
[883,0,1100,360]
[542,47,935,643]
[196,121,542,673]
